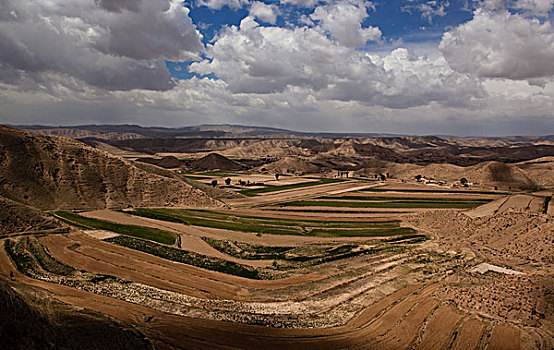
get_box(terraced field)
[1,230,536,349]
[123,208,416,237]
[2,179,548,349]
[240,178,346,196]
[272,183,504,213]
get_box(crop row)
[105,235,265,279]
[281,200,487,209]
[54,211,177,245]
[240,178,345,196]
[126,208,412,237]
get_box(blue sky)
[168,0,475,78]
[184,0,473,43]
[0,0,553,135]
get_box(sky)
[0,0,553,136]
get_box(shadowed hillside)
[0,277,153,350]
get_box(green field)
[317,195,492,204]
[105,235,264,279]
[281,199,488,209]
[264,208,411,214]
[53,211,177,245]
[360,188,507,195]
[240,178,346,196]
[125,208,414,237]
[202,238,293,261]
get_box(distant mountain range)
[10,124,554,141]
[9,123,407,140]
[6,124,554,168]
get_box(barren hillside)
[0,126,221,210]
[256,156,321,174]
[191,153,244,171]
[359,161,540,190]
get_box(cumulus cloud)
[318,48,484,109]
[1,0,553,135]
[515,0,554,16]
[0,0,203,91]
[191,17,482,108]
[249,1,279,24]
[310,0,381,48]
[439,9,554,80]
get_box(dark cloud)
[95,0,142,12]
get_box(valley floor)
[2,179,552,349]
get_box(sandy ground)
[82,230,120,239]
[464,197,509,218]
[465,193,549,217]
[470,263,524,275]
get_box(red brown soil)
[487,323,521,350]
[414,304,464,349]
[0,125,221,210]
[1,241,540,350]
[450,317,486,350]
[40,233,328,295]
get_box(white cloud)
[249,1,279,24]
[439,9,554,81]
[1,0,553,136]
[515,0,554,16]
[0,0,203,91]
[310,0,381,48]
[191,17,482,109]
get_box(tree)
[275,173,280,180]
[415,175,422,181]
[211,179,218,187]
[380,174,386,181]
[460,177,468,186]
[225,178,231,186]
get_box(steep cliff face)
[0,125,222,210]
